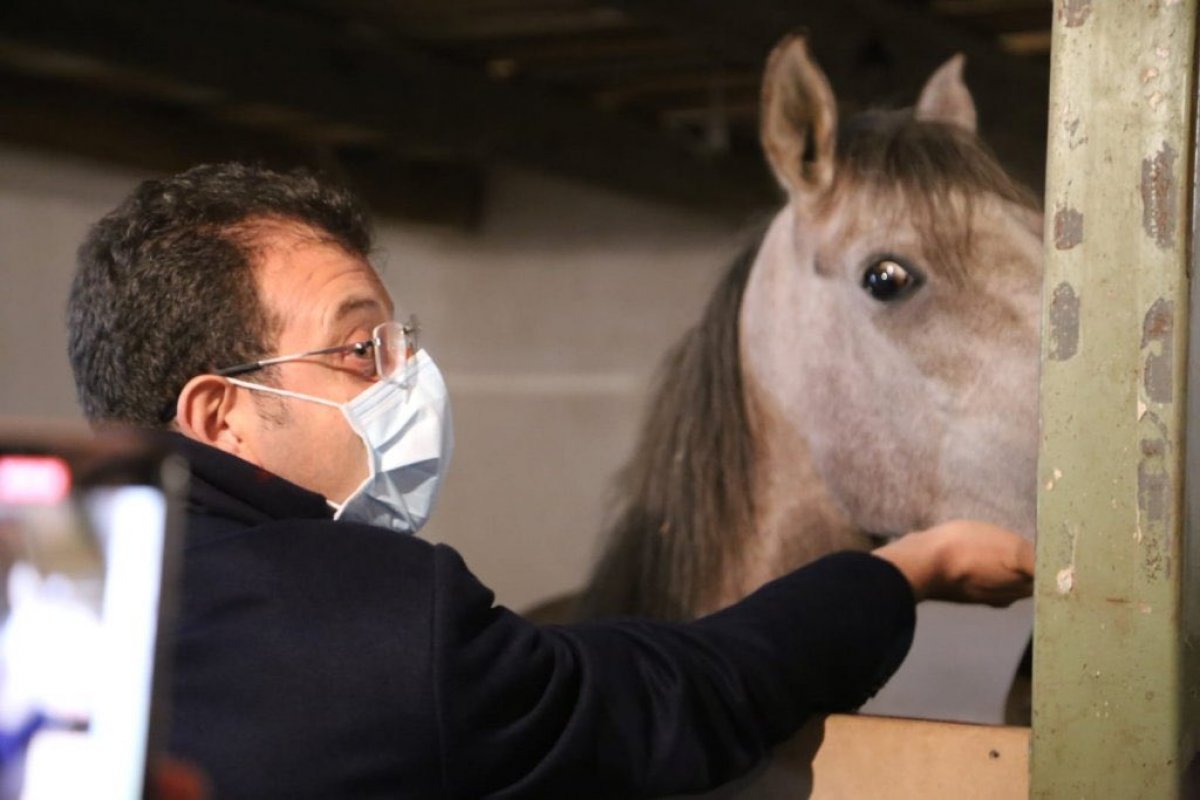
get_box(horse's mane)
[577,109,1037,621]
[575,237,760,620]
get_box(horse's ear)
[760,34,837,195]
[915,54,977,133]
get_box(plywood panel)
[702,715,1028,799]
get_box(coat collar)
[167,432,333,526]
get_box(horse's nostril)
[862,257,922,301]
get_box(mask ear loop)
[227,377,376,510]
[226,376,381,513]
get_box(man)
[68,163,1033,798]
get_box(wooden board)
[703,715,1028,799]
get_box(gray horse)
[576,34,1042,726]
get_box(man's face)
[240,220,394,503]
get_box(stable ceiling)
[0,0,1051,225]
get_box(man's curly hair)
[67,163,373,427]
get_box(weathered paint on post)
[1032,2,1198,797]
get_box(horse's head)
[577,36,1044,623]
[742,36,1042,541]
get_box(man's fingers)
[1014,537,1036,577]
[874,521,1038,605]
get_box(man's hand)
[873,520,1034,606]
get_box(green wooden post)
[1032,2,1198,797]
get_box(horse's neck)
[696,370,873,616]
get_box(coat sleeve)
[429,548,915,799]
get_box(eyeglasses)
[215,316,419,382]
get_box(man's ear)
[175,374,255,458]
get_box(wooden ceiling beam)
[473,32,694,65]
[279,0,638,42]
[0,0,777,215]
[933,1,1053,36]
[594,72,761,104]
[0,70,486,227]
[357,6,636,43]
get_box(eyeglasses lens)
[374,320,417,380]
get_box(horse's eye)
[862,258,921,302]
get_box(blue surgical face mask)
[228,349,453,534]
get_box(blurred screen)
[0,440,181,800]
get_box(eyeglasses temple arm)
[214,343,365,377]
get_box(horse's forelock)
[828,110,1039,285]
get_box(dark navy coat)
[167,435,914,799]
